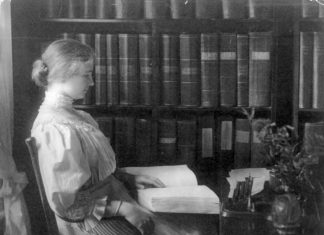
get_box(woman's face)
[62,59,94,100]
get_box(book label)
[236,130,250,143]
[220,52,236,60]
[159,138,177,144]
[251,52,270,60]
[201,52,218,60]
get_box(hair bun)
[31,59,49,87]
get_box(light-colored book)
[120,165,220,214]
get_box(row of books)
[301,0,324,18]
[57,32,272,107]
[43,0,274,19]
[95,115,271,169]
[299,31,324,109]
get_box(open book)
[120,165,220,214]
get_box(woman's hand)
[132,174,165,189]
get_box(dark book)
[299,32,314,109]
[76,33,95,105]
[301,0,319,18]
[95,34,107,105]
[198,114,215,160]
[248,32,272,107]
[220,33,237,107]
[139,34,152,106]
[135,118,152,165]
[170,0,195,19]
[161,34,180,106]
[195,0,221,19]
[115,0,143,19]
[180,34,200,107]
[80,0,95,18]
[248,0,273,19]
[237,34,249,107]
[118,34,139,105]
[201,33,219,107]
[234,118,251,168]
[106,34,119,106]
[96,116,114,146]
[96,0,115,19]
[313,32,324,109]
[65,0,79,18]
[144,0,169,19]
[43,0,62,18]
[222,0,247,19]
[250,119,267,167]
[217,116,234,170]
[114,117,136,167]
[177,119,197,167]
[158,119,177,165]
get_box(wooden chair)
[25,137,59,235]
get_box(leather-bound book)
[144,0,169,19]
[201,33,219,107]
[76,33,95,105]
[313,32,324,109]
[170,0,195,19]
[299,32,314,109]
[62,0,80,18]
[161,34,180,106]
[95,34,107,105]
[177,119,197,167]
[248,0,273,19]
[222,0,247,19]
[195,0,221,19]
[119,34,139,105]
[301,0,319,18]
[114,117,136,167]
[80,0,95,18]
[139,34,152,106]
[237,34,249,107]
[180,34,200,107]
[96,0,115,19]
[96,116,114,146]
[158,119,177,165]
[135,118,152,165]
[234,118,251,168]
[43,0,63,18]
[198,114,215,160]
[115,0,143,19]
[106,34,119,106]
[217,116,234,170]
[248,32,272,107]
[220,33,237,107]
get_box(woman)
[31,39,195,235]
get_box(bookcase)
[32,0,296,182]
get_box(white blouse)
[31,91,116,231]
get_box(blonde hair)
[31,39,94,87]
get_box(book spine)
[80,0,95,18]
[96,0,115,19]
[313,32,324,109]
[161,34,180,106]
[76,33,95,105]
[195,0,221,19]
[218,116,234,170]
[220,33,237,107]
[237,34,249,107]
[299,32,314,109]
[65,0,79,18]
[106,34,119,106]
[180,34,200,107]
[248,0,273,19]
[320,3,324,18]
[222,0,247,19]
[95,34,107,105]
[43,0,62,18]
[144,0,169,19]
[58,32,75,40]
[201,33,219,107]
[96,117,114,146]
[301,0,319,18]
[177,119,197,167]
[234,118,251,168]
[158,119,177,165]
[139,34,152,106]
[248,32,272,107]
[119,34,139,105]
[114,117,135,167]
[170,0,195,19]
[115,0,143,19]
[251,119,267,167]
[135,118,152,165]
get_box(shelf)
[74,104,153,115]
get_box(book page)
[120,165,198,187]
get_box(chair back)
[25,137,59,235]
